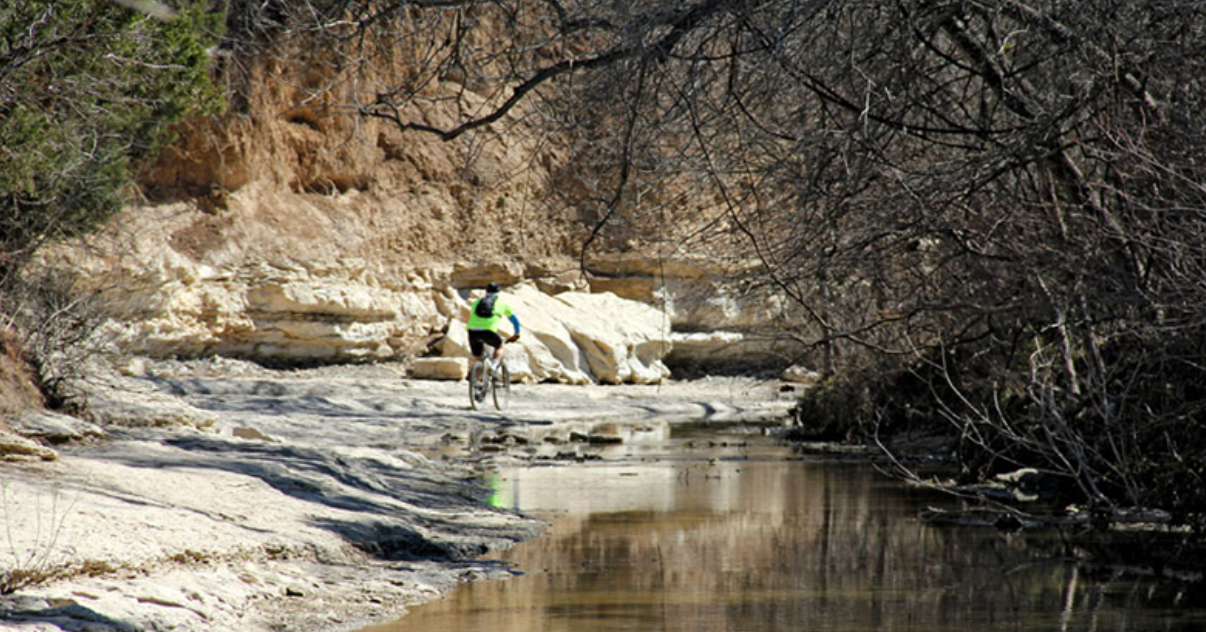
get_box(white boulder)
[440,285,672,385]
[411,357,468,381]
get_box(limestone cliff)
[37,36,791,381]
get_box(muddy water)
[362,425,1204,632]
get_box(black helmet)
[486,282,500,294]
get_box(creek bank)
[783,427,1206,581]
[0,357,794,632]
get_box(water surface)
[363,426,1203,632]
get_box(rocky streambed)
[1,358,793,632]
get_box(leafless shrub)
[1,269,105,413]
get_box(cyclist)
[467,282,520,370]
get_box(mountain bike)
[468,345,510,411]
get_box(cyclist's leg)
[468,329,488,365]
[482,331,505,366]
[467,331,490,405]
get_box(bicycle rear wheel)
[468,361,488,410]
[492,362,510,410]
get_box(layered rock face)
[34,34,796,382]
[41,191,790,382]
[578,255,800,371]
[41,191,678,383]
[44,192,788,383]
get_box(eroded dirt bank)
[1,359,792,632]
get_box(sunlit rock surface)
[432,285,671,385]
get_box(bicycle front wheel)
[468,361,488,410]
[492,362,510,410]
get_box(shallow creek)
[360,423,1204,632]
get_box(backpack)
[474,295,497,318]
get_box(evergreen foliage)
[0,0,225,280]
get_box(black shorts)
[468,329,504,357]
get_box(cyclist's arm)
[508,314,521,334]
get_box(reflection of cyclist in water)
[467,282,521,369]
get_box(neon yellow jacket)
[467,295,520,333]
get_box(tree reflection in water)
[361,431,1204,632]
